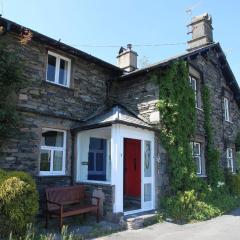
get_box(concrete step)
[120,210,158,230]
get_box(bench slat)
[45,185,100,229]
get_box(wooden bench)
[45,185,100,229]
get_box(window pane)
[227,158,232,170]
[53,150,63,171]
[47,55,56,82]
[40,149,51,171]
[96,152,104,171]
[227,148,233,158]
[195,156,201,174]
[224,98,229,121]
[89,138,107,150]
[144,183,152,202]
[59,59,68,85]
[88,152,94,171]
[193,143,200,155]
[144,141,151,177]
[42,130,64,147]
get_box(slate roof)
[117,42,240,107]
[0,17,123,73]
[119,42,219,79]
[73,105,153,131]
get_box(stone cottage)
[0,13,239,218]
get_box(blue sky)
[1,0,240,82]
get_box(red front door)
[124,138,141,197]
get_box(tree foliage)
[0,43,25,145]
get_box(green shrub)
[161,190,197,222]
[204,186,239,213]
[225,173,240,196]
[206,148,223,187]
[0,168,7,181]
[160,188,239,223]
[0,169,39,237]
[236,152,240,173]
[161,190,219,222]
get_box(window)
[227,148,234,172]
[40,129,66,175]
[46,51,71,87]
[189,76,201,109]
[224,97,230,122]
[191,142,202,175]
[88,138,107,181]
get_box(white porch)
[74,106,155,214]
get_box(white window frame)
[189,76,201,109]
[227,148,234,172]
[40,128,67,176]
[224,97,230,122]
[46,51,71,87]
[191,142,202,175]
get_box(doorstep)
[120,210,158,230]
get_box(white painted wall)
[76,124,155,214]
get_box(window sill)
[196,107,203,112]
[197,174,207,178]
[42,80,73,91]
[225,120,233,124]
[38,173,68,177]
[76,180,113,186]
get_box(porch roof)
[72,105,153,132]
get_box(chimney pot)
[127,43,132,50]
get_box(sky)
[1,0,240,82]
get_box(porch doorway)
[123,138,141,212]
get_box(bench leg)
[59,206,63,230]
[60,216,63,230]
[45,211,49,229]
[96,209,99,223]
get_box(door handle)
[134,158,137,170]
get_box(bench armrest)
[84,194,100,207]
[91,196,100,207]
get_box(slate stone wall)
[110,51,240,206]
[109,73,159,122]
[191,50,240,171]
[0,32,117,204]
[1,33,116,121]
[1,31,240,214]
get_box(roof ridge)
[119,42,220,79]
[0,16,122,72]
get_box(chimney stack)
[187,13,214,51]
[117,44,138,72]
